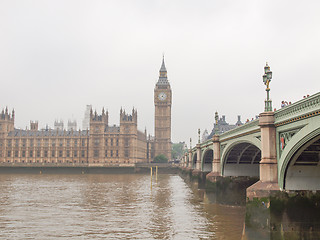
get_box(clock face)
[158,92,167,101]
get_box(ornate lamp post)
[262,63,273,112]
[214,111,219,134]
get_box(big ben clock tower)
[154,56,172,161]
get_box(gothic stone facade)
[0,59,172,165]
[154,57,172,161]
[0,108,148,165]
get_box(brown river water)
[0,174,245,239]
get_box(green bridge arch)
[278,123,320,190]
[220,137,261,177]
[201,146,213,172]
[191,152,197,169]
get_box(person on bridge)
[281,101,288,108]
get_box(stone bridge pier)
[190,144,207,188]
[206,135,221,179]
[246,111,279,198]
[188,149,192,169]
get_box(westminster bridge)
[182,91,320,192]
[180,91,320,239]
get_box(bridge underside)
[224,143,260,177]
[285,136,320,190]
[202,150,213,172]
[192,154,197,169]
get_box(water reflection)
[0,174,245,239]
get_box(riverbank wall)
[0,163,179,174]
[245,190,320,240]
[179,167,258,205]
[179,167,320,239]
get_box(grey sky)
[0,0,319,145]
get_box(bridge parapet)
[200,139,212,148]
[192,120,260,152]
[219,119,259,142]
[275,92,320,125]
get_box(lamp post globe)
[263,62,273,112]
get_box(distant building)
[207,112,243,139]
[0,57,172,165]
[82,105,92,130]
[0,107,148,164]
[67,120,77,131]
[54,120,64,131]
[202,129,209,142]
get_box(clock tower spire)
[157,55,169,85]
[154,56,172,161]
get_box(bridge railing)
[192,92,320,150]
[275,92,320,124]
[192,120,260,151]
[219,119,260,142]
[200,139,213,148]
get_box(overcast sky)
[0,0,319,145]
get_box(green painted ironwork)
[188,91,320,190]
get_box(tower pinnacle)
[160,55,167,73]
[157,56,169,86]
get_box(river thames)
[0,174,245,239]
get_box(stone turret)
[54,120,64,131]
[120,108,138,135]
[120,108,137,124]
[90,107,109,133]
[0,107,15,137]
[67,120,77,131]
[30,121,38,131]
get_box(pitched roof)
[156,56,170,86]
[8,129,89,137]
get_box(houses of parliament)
[0,58,172,165]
